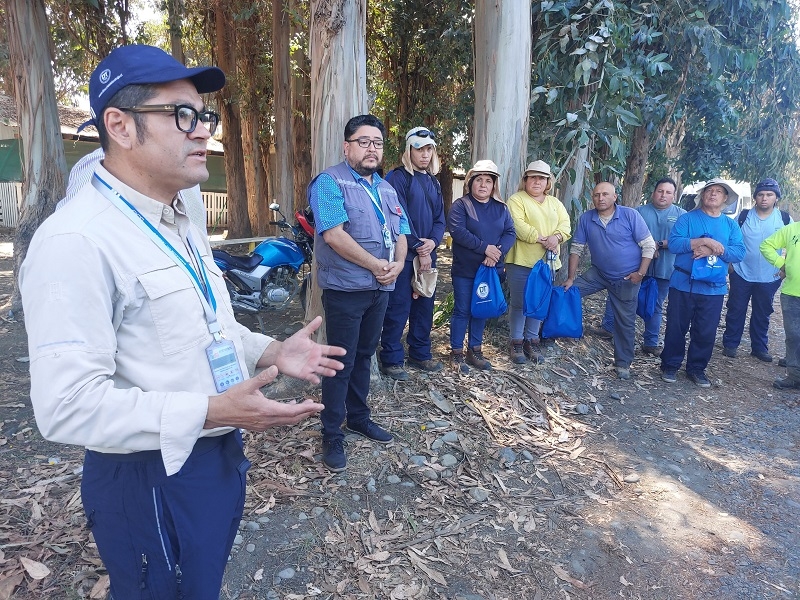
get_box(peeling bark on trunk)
[472,0,531,201]
[621,124,649,207]
[7,0,67,313]
[306,0,368,340]
[273,0,295,217]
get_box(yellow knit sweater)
[505,191,571,269]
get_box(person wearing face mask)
[722,178,793,362]
[379,127,446,380]
[447,160,516,372]
[505,160,571,364]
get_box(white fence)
[0,184,229,231]
[0,182,22,228]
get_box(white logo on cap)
[99,69,111,84]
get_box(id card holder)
[206,338,245,393]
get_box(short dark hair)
[344,114,386,140]
[652,177,677,192]
[96,84,159,151]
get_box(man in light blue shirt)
[722,178,792,362]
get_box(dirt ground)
[1,228,799,600]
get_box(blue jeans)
[507,263,542,340]
[450,275,487,349]
[573,266,639,368]
[602,277,671,347]
[321,289,389,441]
[782,294,800,382]
[661,288,724,374]
[722,270,782,354]
[380,259,436,365]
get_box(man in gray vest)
[308,114,410,471]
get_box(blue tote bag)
[523,259,553,319]
[471,264,508,319]
[542,286,583,339]
[636,276,658,320]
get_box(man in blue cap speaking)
[19,45,345,599]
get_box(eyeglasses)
[407,129,435,141]
[346,137,384,149]
[118,104,220,135]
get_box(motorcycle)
[212,203,315,327]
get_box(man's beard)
[349,157,380,177]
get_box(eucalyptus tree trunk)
[166,0,186,63]
[273,0,295,217]
[212,0,251,238]
[472,0,532,201]
[305,0,368,337]
[291,3,312,213]
[7,0,67,313]
[620,124,649,207]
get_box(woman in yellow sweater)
[505,161,571,364]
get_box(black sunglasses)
[118,104,220,136]
[407,129,435,141]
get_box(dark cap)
[80,44,226,131]
[754,178,781,199]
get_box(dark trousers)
[379,260,435,365]
[573,266,640,368]
[661,288,724,374]
[722,270,781,354]
[321,288,389,441]
[450,275,487,349]
[782,294,800,382]
[602,277,671,347]
[82,431,249,600]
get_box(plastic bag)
[542,286,583,339]
[523,259,552,319]
[471,264,508,319]
[636,276,658,320]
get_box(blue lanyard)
[92,174,222,338]
[358,179,386,226]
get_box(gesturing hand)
[275,316,346,384]
[205,366,323,430]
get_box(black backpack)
[737,208,790,227]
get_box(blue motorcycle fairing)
[252,237,305,271]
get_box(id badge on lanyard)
[206,338,245,393]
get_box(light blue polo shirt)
[574,205,651,280]
[734,209,792,283]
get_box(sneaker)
[779,357,787,367]
[722,347,738,358]
[616,367,631,380]
[588,326,613,340]
[661,369,677,383]
[344,419,394,444]
[773,377,800,390]
[687,371,711,388]
[642,346,662,357]
[450,350,470,373]
[750,351,773,363]
[380,364,409,381]
[407,358,444,372]
[322,438,346,472]
[509,340,527,364]
[466,347,492,370]
[522,339,544,364]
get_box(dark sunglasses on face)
[118,104,221,136]
[407,129,435,141]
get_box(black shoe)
[661,369,677,383]
[773,377,800,390]
[322,438,346,472]
[750,351,773,363]
[345,419,394,444]
[380,364,409,381]
[588,326,613,340]
[642,345,662,357]
[779,357,787,367]
[722,347,737,358]
[687,371,711,388]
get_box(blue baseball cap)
[79,44,226,132]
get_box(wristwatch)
[657,240,664,249]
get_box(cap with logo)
[79,44,226,132]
